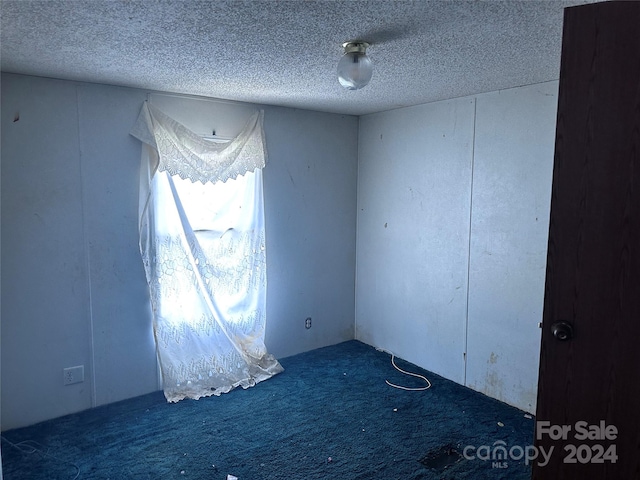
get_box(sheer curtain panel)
[131,102,282,402]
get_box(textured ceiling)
[1,0,595,116]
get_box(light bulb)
[337,42,372,90]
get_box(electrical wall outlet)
[63,365,84,386]
[305,317,312,329]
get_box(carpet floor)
[1,340,535,479]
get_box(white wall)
[77,84,159,408]
[2,76,98,428]
[262,106,358,354]
[466,84,556,412]
[1,73,358,429]
[356,97,475,385]
[356,82,558,413]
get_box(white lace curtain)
[131,102,282,402]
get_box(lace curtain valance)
[130,101,266,184]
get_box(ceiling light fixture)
[337,41,373,90]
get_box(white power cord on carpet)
[376,348,432,391]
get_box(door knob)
[551,321,574,341]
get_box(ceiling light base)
[342,41,370,54]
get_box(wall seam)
[463,98,477,386]
[353,115,360,342]
[76,85,98,408]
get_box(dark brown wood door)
[533,2,640,479]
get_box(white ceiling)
[1,0,595,116]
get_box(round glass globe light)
[337,51,373,90]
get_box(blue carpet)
[1,341,535,479]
